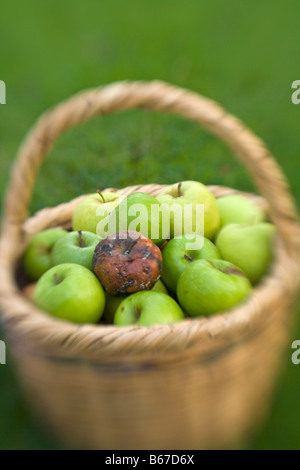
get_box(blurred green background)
[1,0,300,449]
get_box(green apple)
[103,279,168,324]
[151,279,168,295]
[33,263,105,324]
[103,292,126,324]
[157,180,220,240]
[216,194,266,228]
[215,222,276,285]
[72,191,123,236]
[51,230,102,271]
[161,234,221,294]
[114,291,185,327]
[106,192,165,245]
[22,228,68,281]
[177,259,252,317]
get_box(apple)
[93,230,162,295]
[157,180,220,240]
[152,279,168,295]
[215,222,276,285]
[22,228,68,281]
[72,191,123,236]
[161,234,221,294]
[103,279,168,324]
[177,259,252,317]
[52,230,102,271]
[216,194,266,228]
[103,292,126,324]
[105,192,165,245]
[33,263,105,324]
[114,291,185,327]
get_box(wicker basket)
[1,81,300,450]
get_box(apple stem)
[78,230,86,248]
[184,254,193,262]
[53,273,62,285]
[177,182,182,197]
[123,237,139,255]
[97,190,106,203]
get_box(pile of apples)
[20,181,276,327]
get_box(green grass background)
[1,0,300,449]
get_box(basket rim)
[1,183,300,361]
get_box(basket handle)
[2,80,300,256]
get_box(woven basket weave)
[1,81,300,450]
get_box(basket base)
[11,327,289,450]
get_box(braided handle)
[3,80,300,255]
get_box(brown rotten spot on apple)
[206,259,248,278]
[92,231,163,296]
